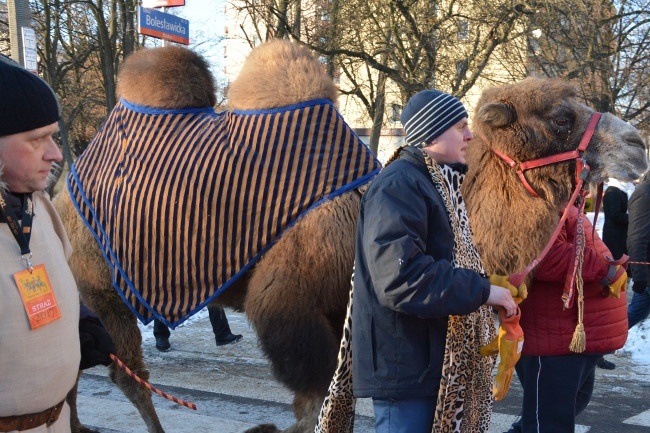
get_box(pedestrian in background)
[598,178,629,371]
[602,178,630,260]
[153,304,242,352]
[0,57,79,433]
[627,172,650,328]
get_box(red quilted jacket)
[519,205,628,356]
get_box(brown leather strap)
[0,399,65,432]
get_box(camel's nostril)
[622,132,647,150]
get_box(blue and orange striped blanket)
[68,98,380,328]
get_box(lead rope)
[109,353,197,410]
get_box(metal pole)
[7,0,32,66]
[161,7,167,47]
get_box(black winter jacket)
[627,173,650,290]
[603,185,628,260]
[351,146,490,399]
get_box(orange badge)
[13,264,62,329]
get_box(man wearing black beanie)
[0,56,80,433]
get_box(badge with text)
[14,264,62,329]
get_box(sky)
[142,1,227,79]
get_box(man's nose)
[45,138,63,162]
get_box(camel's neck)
[463,145,559,277]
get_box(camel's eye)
[555,117,569,127]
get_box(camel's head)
[117,45,216,109]
[228,39,339,110]
[473,77,648,207]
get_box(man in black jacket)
[598,179,631,370]
[351,89,519,433]
[627,172,650,328]
[600,173,649,370]
[602,178,630,260]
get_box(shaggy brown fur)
[117,45,216,108]
[227,39,339,110]
[57,42,648,433]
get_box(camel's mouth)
[590,152,648,183]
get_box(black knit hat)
[401,89,467,148]
[0,56,60,137]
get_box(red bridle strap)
[504,112,603,288]
[508,175,587,288]
[491,112,603,198]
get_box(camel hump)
[228,38,339,110]
[117,45,216,109]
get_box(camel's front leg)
[83,286,165,433]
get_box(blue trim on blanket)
[68,160,380,329]
[231,98,335,115]
[120,98,220,116]
[66,166,156,326]
[120,97,336,118]
[190,166,381,326]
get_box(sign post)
[138,6,189,45]
[21,27,38,73]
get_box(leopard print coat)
[315,147,496,433]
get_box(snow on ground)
[133,211,648,376]
[624,321,650,366]
[586,211,649,368]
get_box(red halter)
[491,112,602,198]
[499,112,603,289]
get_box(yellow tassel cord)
[569,241,587,353]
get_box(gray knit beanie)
[0,55,60,137]
[401,89,467,148]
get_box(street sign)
[21,27,38,73]
[138,6,189,45]
[141,0,185,7]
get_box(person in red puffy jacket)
[505,204,628,433]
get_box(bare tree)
[521,0,650,133]
[27,0,141,156]
[228,0,530,153]
[0,2,9,55]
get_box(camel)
[54,39,648,433]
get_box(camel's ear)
[477,102,516,128]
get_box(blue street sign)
[138,6,189,45]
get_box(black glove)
[79,306,115,370]
[633,280,648,294]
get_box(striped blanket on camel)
[68,98,380,328]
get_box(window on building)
[391,104,402,123]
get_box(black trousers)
[153,305,232,339]
[505,353,601,433]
